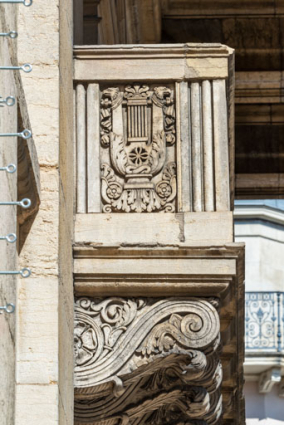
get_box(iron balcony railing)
[245,292,284,353]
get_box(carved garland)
[100,85,177,213]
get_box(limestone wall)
[0,5,18,424]
[15,2,60,424]
[15,2,74,424]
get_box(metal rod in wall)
[0,31,18,38]
[0,164,17,173]
[0,96,16,107]
[0,64,32,73]
[0,198,31,209]
[0,233,17,243]
[0,303,15,314]
[0,129,32,139]
[0,268,31,278]
[0,0,32,6]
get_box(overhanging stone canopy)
[73,44,245,424]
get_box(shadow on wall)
[245,381,284,423]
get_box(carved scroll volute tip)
[111,376,125,398]
[101,133,110,147]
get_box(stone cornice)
[74,43,234,59]
[234,204,284,226]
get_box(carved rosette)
[74,297,222,425]
[100,84,177,213]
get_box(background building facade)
[235,200,284,424]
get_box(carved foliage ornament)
[100,84,176,213]
[74,297,222,425]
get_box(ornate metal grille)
[245,292,284,353]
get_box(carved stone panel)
[74,297,222,425]
[100,84,177,213]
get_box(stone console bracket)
[73,244,245,424]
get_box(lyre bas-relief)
[100,84,176,213]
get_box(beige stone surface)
[15,384,58,424]
[58,0,75,423]
[16,277,58,384]
[15,1,62,424]
[0,1,75,424]
[186,57,228,78]
[74,43,233,81]
[75,211,233,246]
[74,256,236,277]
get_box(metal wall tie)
[0,64,32,73]
[0,31,18,38]
[0,0,32,5]
[0,129,32,139]
[0,164,17,173]
[0,198,31,209]
[0,96,16,107]
[0,233,17,243]
[0,303,15,314]
[0,268,31,278]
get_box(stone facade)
[73,44,245,424]
[15,1,74,424]
[1,3,246,425]
[0,2,72,425]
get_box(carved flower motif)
[129,147,148,166]
[156,181,172,199]
[106,182,123,200]
[124,84,150,99]
[74,323,98,366]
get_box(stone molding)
[234,204,284,226]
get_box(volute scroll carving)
[100,84,177,213]
[74,297,222,425]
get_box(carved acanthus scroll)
[74,297,222,425]
[100,84,176,213]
